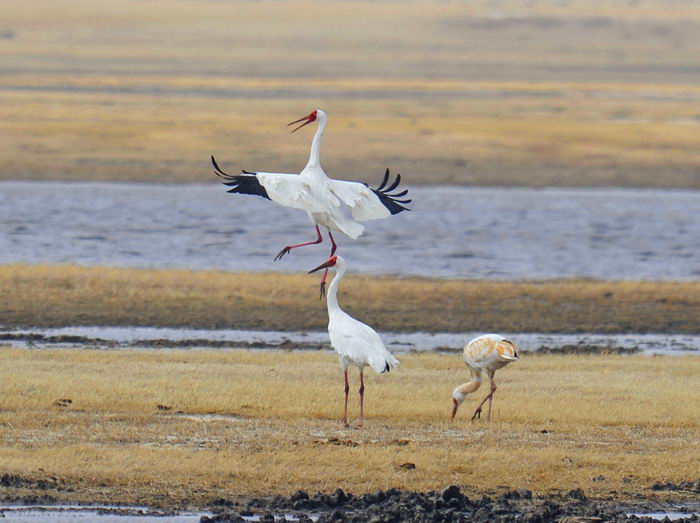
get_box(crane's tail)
[369,352,400,374]
[330,215,364,240]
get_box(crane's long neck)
[306,115,326,169]
[325,264,345,315]
[456,371,482,397]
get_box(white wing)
[327,169,411,221]
[327,180,390,221]
[253,172,329,214]
[212,156,329,214]
[329,314,399,374]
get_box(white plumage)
[212,109,410,293]
[309,254,399,427]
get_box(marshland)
[1,0,699,521]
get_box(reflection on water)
[1,182,699,279]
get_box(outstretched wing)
[212,155,327,213]
[328,168,411,221]
[211,155,270,200]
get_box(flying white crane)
[309,254,399,428]
[451,334,520,422]
[212,109,410,295]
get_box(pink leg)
[471,378,497,421]
[319,230,339,299]
[358,370,365,427]
[274,225,323,261]
[342,370,350,428]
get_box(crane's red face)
[288,110,317,133]
[308,255,337,274]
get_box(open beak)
[308,259,334,274]
[451,398,459,421]
[288,114,314,133]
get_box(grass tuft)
[0,348,697,507]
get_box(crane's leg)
[357,369,365,427]
[486,377,497,421]
[274,225,323,261]
[319,230,338,299]
[343,369,350,428]
[471,378,497,421]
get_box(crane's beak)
[450,398,459,421]
[288,113,315,133]
[308,259,334,274]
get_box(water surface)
[1,182,698,279]
[2,326,698,356]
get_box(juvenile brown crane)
[451,334,520,421]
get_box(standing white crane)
[212,109,411,296]
[309,254,399,427]
[451,334,520,422]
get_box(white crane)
[212,109,410,295]
[309,254,399,427]
[451,334,520,422]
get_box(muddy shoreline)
[2,484,698,522]
[222,485,700,522]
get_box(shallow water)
[1,182,699,279]
[2,325,699,355]
[628,512,699,521]
[0,505,210,522]
[0,504,313,522]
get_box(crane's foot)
[470,407,482,421]
[319,281,326,300]
[274,246,291,261]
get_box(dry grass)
[0,347,697,507]
[2,264,700,334]
[3,0,700,187]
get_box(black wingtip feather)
[385,173,401,192]
[211,155,233,179]
[384,362,391,373]
[212,155,271,200]
[377,168,390,191]
[370,168,411,215]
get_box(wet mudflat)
[2,182,699,280]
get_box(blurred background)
[3,0,700,187]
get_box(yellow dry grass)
[3,0,700,187]
[0,347,697,507]
[2,264,700,334]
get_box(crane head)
[288,110,318,133]
[308,255,338,274]
[451,388,466,421]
